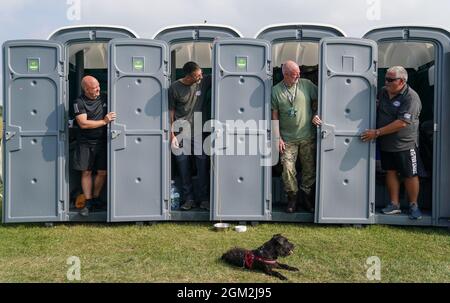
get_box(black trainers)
[181,200,196,211]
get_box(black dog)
[221,234,299,280]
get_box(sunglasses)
[385,77,402,83]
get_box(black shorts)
[73,144,107,171]
[380,147,423,178]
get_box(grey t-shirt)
[169,75,212,127]
[377,85,422,152]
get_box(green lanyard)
[283,82,297,105]
[284,82,298,117]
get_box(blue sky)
[1,0,450,105]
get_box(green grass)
[0,208,449,282]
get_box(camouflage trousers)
[280,138,316,195]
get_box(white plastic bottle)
[170,180,180,210]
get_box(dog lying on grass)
[221,234,299,280]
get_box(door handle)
[321,124,336,152]
[5,131,15,141]
[111,123,126,151]
[5,126,22,151]
[111,130,121,139]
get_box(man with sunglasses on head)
[361,66,423,220]
[169,61,211,211]
[272,60,322,213]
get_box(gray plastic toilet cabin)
[316,37,378,225]
[107,38,170,222]
[256,24,346,223]
[50,26,172,223]
[211,37,272,222]
[154,25,243,221]
[2,25,172,223]
[312,26,450,227]
[363,26,450,227]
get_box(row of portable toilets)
[2,24,450,227]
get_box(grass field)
[0,201,449,283]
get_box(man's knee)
[96,170,107,176]
[281,162,296,174]
[404,175,419,184]
[82,170,93,177]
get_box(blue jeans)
[175,138,209,202]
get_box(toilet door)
[3,40,66,223]
[316,37,377,224]
[108,38,170,222]
[211,38,272,221]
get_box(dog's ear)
[272,234,284,244]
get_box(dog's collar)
[244,251,277,269]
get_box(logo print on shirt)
[393,101,401,107]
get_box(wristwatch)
[375,129,381,137]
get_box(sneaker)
[180,200,196,211]
[200,201,210,210]
[79,206,89,217]
[409,204,423,220]
[382,203,401,215]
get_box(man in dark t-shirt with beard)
[73,76,116,217]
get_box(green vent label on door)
[236,56,248,71]
[27,58,40,72]
[133,57,145,71]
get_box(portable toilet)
[256,24,345,223]
[312,26,450,227]
[154,25,242,221]
[210,37,273,223]
[2,25,172,223]
[362,26,450,227]
[315,37,378,225]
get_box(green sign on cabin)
[27,58,40,72]
[133,57,144,71]
[236,56,247,71]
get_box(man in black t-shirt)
[73,76,116,217]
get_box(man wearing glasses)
[361,66,423,220]
[272,60,322,213]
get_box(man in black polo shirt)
[362,66,423,220]
[73,76,116,216]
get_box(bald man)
[73,76,116,217]
[272,60,322,213]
